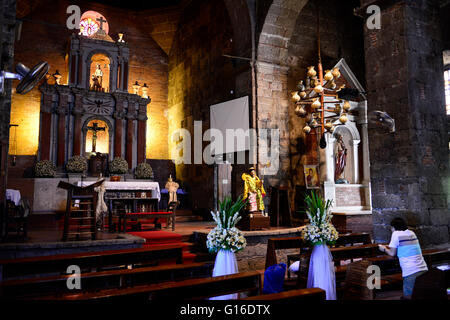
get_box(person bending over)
[378,217,428,299]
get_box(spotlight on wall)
[0,61,49,95]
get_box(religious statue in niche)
[242,167,266,213]
[165,175,179,206]
[334,133,349,184]
[91,64,104,92]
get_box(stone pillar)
[350,140,360,184]
[362,0,449,244]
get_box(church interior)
[0,0,449,304]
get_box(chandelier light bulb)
[343,100,351,111]
[314,84,323,93]
[299,91,307,99]
[324,70,333,81]
[324,121,333,130]
[295,105,307,117]
[334,104,342,114]
[291,91,301,102]
[339,113,348,124]
[332,67,341,79]
[312,99,321,109]
[307,66,317,77]
[303,125,311,134]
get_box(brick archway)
[255,0,309,187]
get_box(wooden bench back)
[34,271,262,301]
[241,288,325,301]
[0,244,184,281]
[1,262,213,299]
[265,233,372,269]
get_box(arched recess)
[255,0,309,187]
[81,115,114,158]
[85,50,116,92]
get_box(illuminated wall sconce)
[52,70,62,85]
[141,83,149,98]
[132,81,141,95]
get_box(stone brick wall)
[168,0,252,211]
[12,0,170,160]
[363,0,449,245]
[335,186,366,207]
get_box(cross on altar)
[87,122,106,153]
[96,16,107,31]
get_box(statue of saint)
[91,64,103,91]
[242,167,266,213]
[334,133,348,184]
[165,175,179,205]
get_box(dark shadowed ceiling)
[86,0,182,10]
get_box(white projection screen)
[210,95,250,155]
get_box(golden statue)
[242,167,266,212]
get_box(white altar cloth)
[77,181,161,201]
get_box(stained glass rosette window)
[80,18,99,37]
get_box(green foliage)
[66,156,87,173]
[304,190,332,226]
[35,160,56,177]
[216,195,248,228]
[109,157,128,174]
[135,162,153,179]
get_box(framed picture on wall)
[304,165,320,189]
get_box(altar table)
[77,181,161,231]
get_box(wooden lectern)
[58,179,105,241]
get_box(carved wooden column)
[126,97,138,169]
[56,92,69,167]
[39,85,56,161]
[125,114,134,169]
[71,89,84,156]
[137,98,150,164]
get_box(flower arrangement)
[35,160,56,177]
[206,196,247,253]
[66,155,87,173]
[300,191,339,246]
[109,157,128,174]
[135,162,153,179]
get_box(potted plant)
[35,160,56,178]
[109,157,128,181]
[66,155,87,180]
[207,196,247,300]
[298,191,339,300]
[134,162,154,180]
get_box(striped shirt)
[389,230,428,277]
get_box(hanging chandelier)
[291,8,350,149]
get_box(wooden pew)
[0,244,184,281]
[0,262,214,299]
[33,271,262,301]
[241,288,325,301]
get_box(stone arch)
[81,115,114,158]
[257,0,309,65]
[85,49,116,91]
[255,0,309,188]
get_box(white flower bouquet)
[300,191,339,246]
[206,196,247,253]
